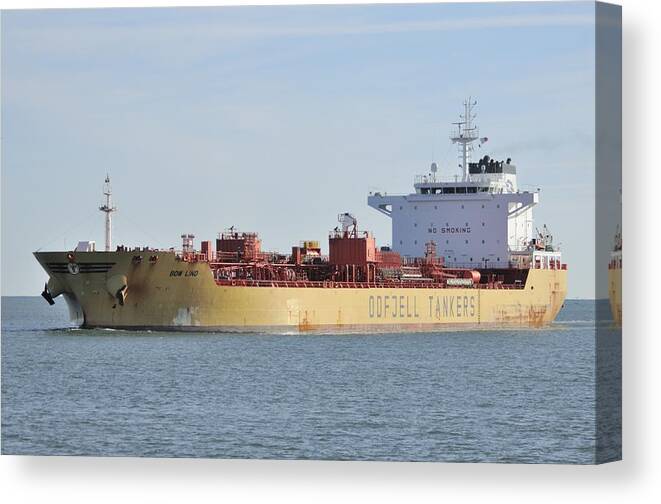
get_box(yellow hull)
[608,267,622,325]
[35,251,567,332]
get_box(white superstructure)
[368,100,545,269]
[99,175,117,252]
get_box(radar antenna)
[430,162,438,182]
[450,97,480,182]
[338,212,358,237]
[99,175,117,252]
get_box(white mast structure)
[99,175,117,252]
[450,97,480,182]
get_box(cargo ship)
[35,100,567,332]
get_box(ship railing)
[444,261,521,270]
[415,174,440,184]
[218,229,258,240]
[174,254,566,272]
[176,250,287,263]
[445,260,568,271]
[214,278,527,290]
[177,251,212,263]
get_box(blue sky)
[1,2,598,297]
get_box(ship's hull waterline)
[35,251,567,332]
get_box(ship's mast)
[99,175,117,252]
[450,98,480,182]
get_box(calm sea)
[1,297,614,463]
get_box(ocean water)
[1,297,616,463]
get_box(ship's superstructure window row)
[419,186,494,195]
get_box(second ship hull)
[35,251,567,332]
[608,266,622,326]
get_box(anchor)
[41,282,55,306]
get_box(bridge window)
[456,187,467,194]
[468,187,477,193]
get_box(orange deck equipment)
[328,231,376,266]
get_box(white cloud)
[5,12,594,55]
